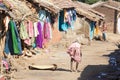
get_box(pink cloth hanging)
[28,20,34,37]
[24,20,34,45]
[48,22,52,39]
[43,21,50,45]
[24,39,31,46]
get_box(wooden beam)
[89,9,105,18]
[103,4,120,11]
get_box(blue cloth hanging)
[72,10,77,21]
[59,10,68,31]
[39,10,46,22]
[4,20,22,55]
[89,21,95,40]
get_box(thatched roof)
[28,0,75,13]
[1,0,105,22]
[26,0,104,21]
[27,0,60,13]
[49,0,75,10]
[48,0,104,21]
[91,0,120,11]
[73,1,104,21]
[2,0,33,21]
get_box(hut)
[0,0,38,56]
[1,0,62,56]
[0,0,105,57]
[91,0,120,34]
[48,0,104,41]
[4,0,34,21]
[73,1,105,40]
[27,0,105,43]
[26,0,62,47]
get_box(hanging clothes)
[36,21,43,48]
[4,20,22,55]
[34,22,39,37]
[46,16,52,39]
[3,16,10,31]
[28,20,34,38]
[0,16,10,40]
[39,10,46,22]
[0,16,10,56]
[59,10,68,31]
[43,21,50,45]
[24,21,34,45]
[72,10,77,21]
[70,10,76,29]
[46,11,51,23]
[64,10,69,23]
[24,38,31,46]
[89,21,95,40]
[48,22,52,39]
[68,10,72,26]
[20,21,29,40]
[13,21,22,54]
[47,12,53,39]
[4,26,12,54]
[117,18,120,34]
[59,9,76,31]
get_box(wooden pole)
[114,10,118,34]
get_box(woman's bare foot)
[70,69,74,72]
[75,70,80,72]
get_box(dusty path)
[11,37,119,80]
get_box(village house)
[0,0,105,56]
[91,0,120,34]
[0,0,105,57]
[43,0,105,41]
[73,1,104,41]
[0,0,37,57]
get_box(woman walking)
[67,39,82,72]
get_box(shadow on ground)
[104,49,120,57]
[77,65,110,80]
[55,68,71,72]
[78,48,120,80]
[103,49,120,65]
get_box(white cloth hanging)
[117,18,120,34]
[34,22,39,37]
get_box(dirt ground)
[3,32,120,80]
